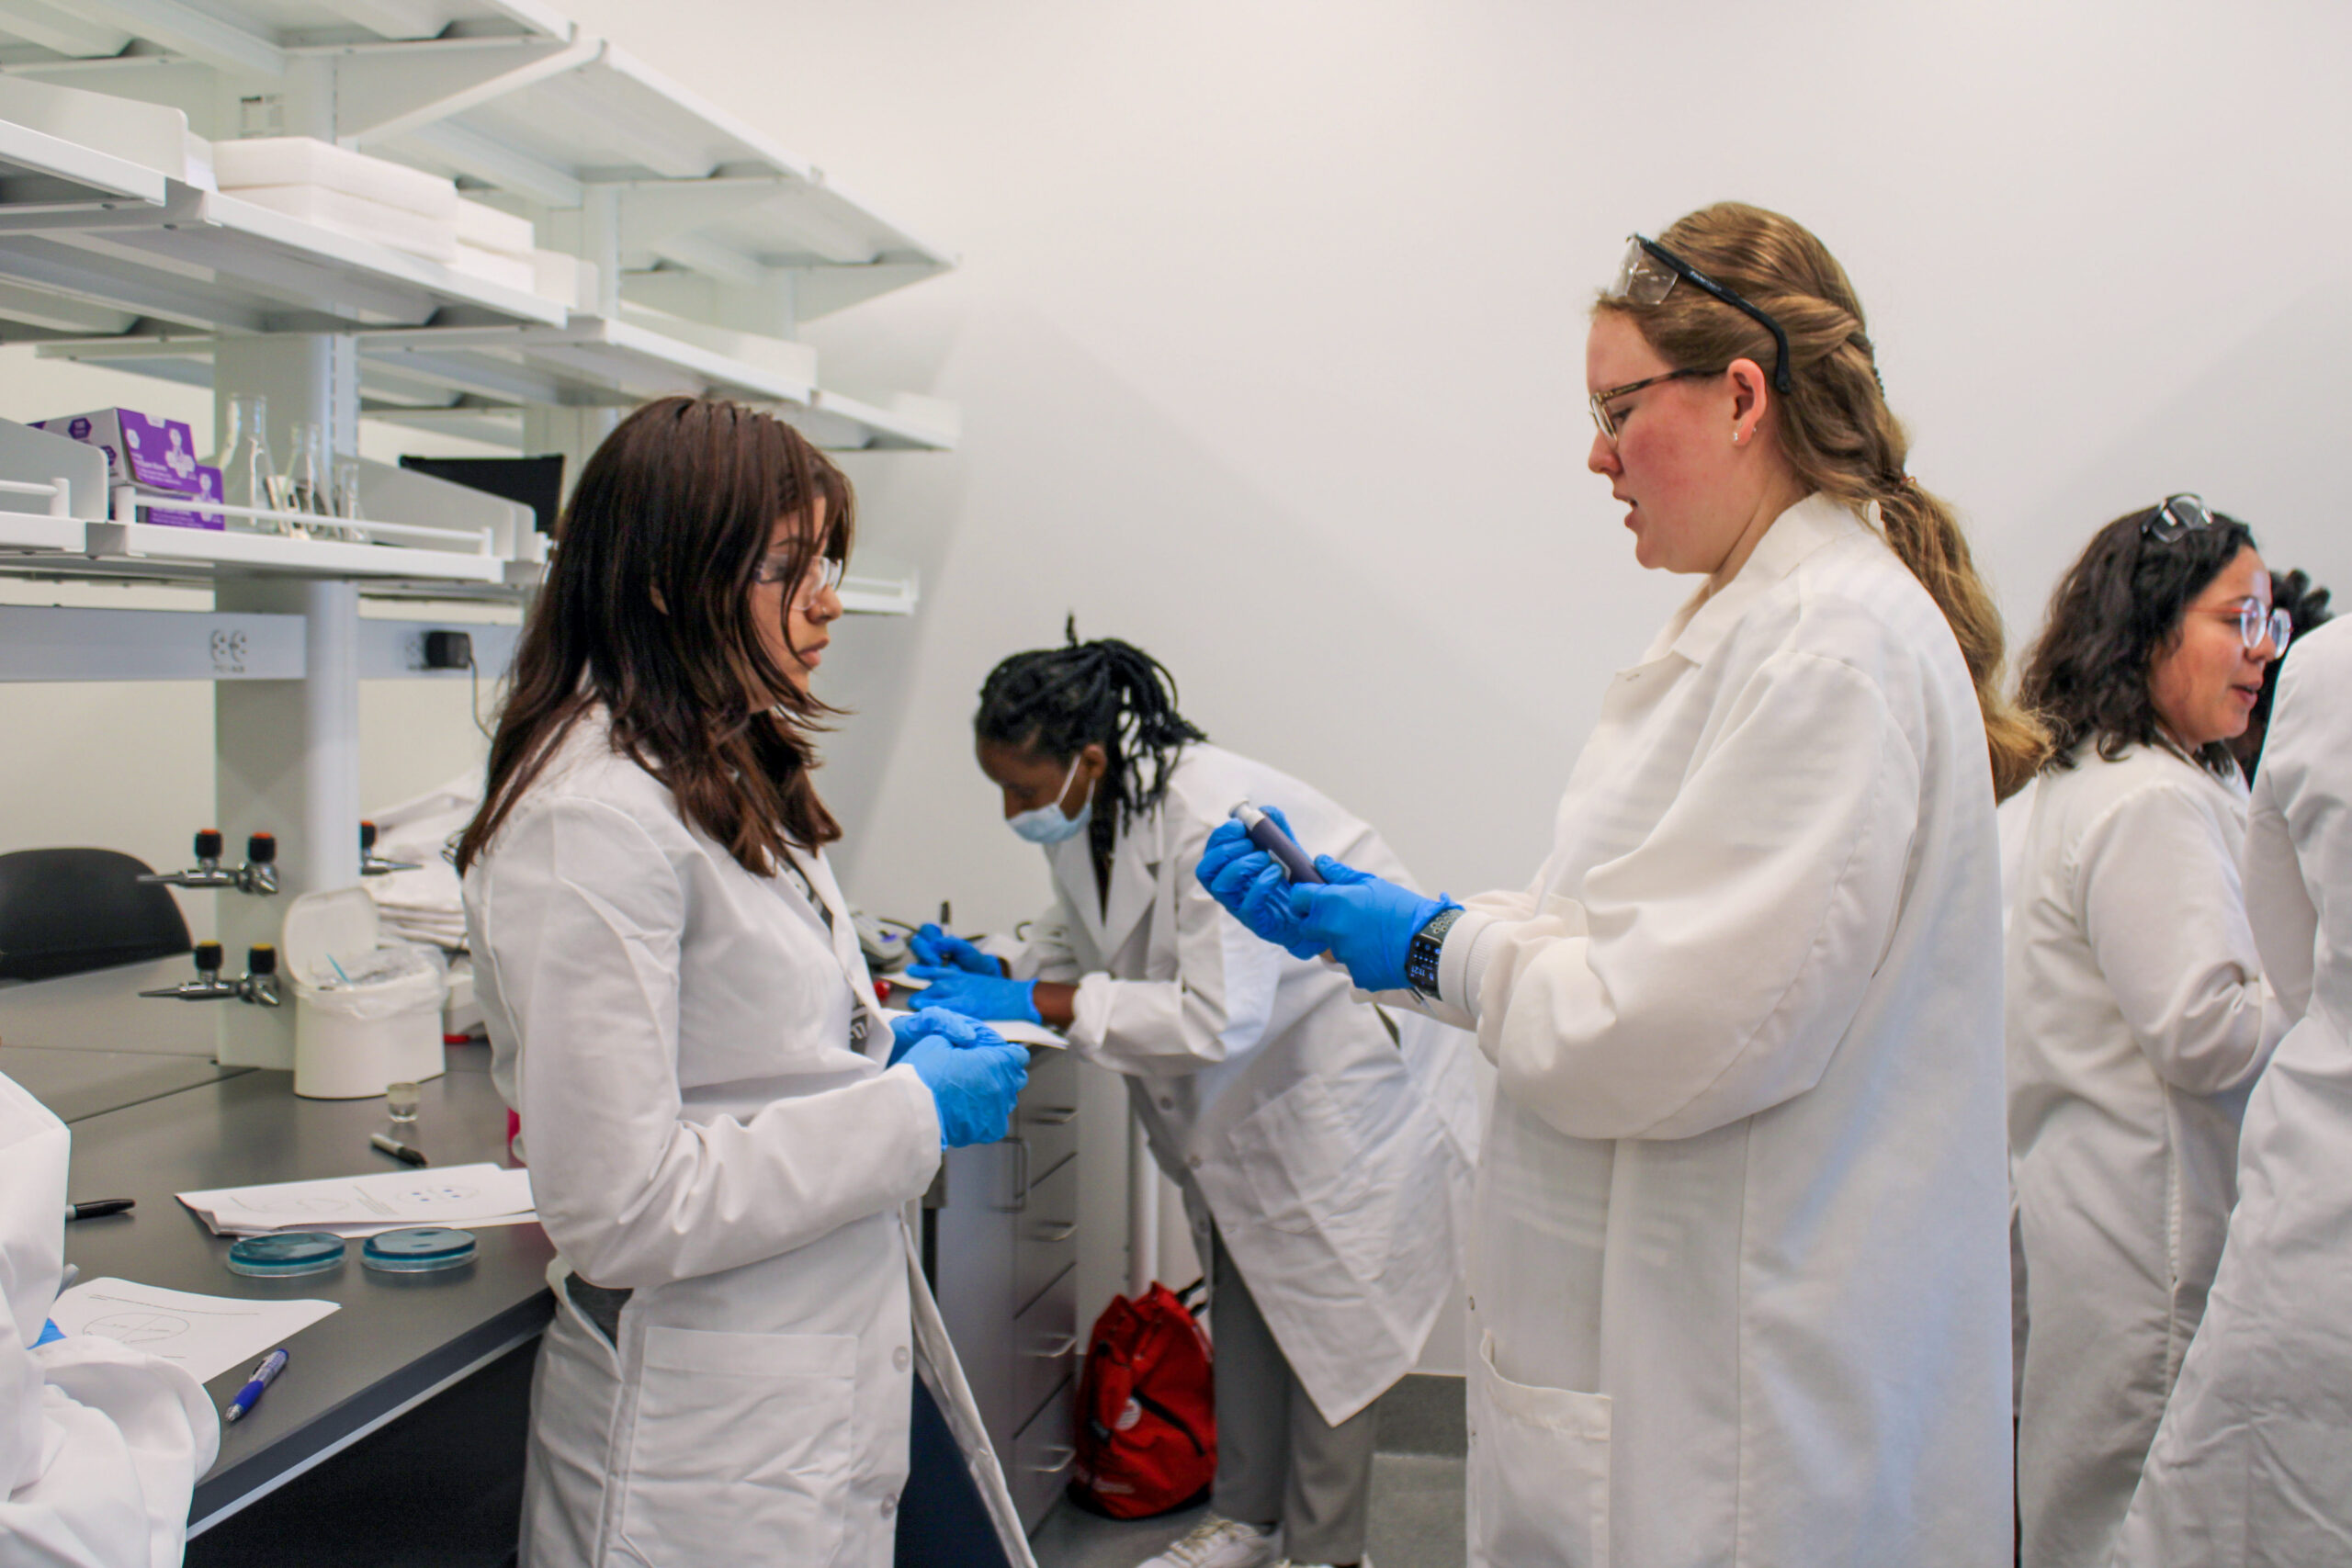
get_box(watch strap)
[1406,905,1464,999]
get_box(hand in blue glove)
[888,1011,1030,1147]
[908,923,1003,976]
[1196,807,1316,951]
[1287,857,1458,995]
[907,966,1042,1025]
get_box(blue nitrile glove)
[909,923,1003,976]
[1197,807,1316,951]
[907,966,1042,1025]
[35,1318,62,1347]
[1289,857,1457,994]
[888,1011,1030,1147]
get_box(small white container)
[283,886,448,1100]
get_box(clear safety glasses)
[2142,492,2219,543]
[2193,599,2293,657]
[753,551,845,610]
[1605,234,1792,394]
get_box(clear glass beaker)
[334,457,367,543]
[216,394,281,533]
[284,421,328,515]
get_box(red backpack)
[1066,1280,1216,1519]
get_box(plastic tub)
[284,886,448,1100]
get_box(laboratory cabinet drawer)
[1012,1261,1079,1435]
[1014,1048,1080,1178]
[1014,1152,1080,1315]
[1009,1373,1075,1535]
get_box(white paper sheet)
[878,1006,1065,1050]
[50,1279,338,1383]
[178,1162,535,1238]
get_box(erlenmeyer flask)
[285,421,328,516]
[216,393,279,533]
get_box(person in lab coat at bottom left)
[2,1070,219,1568]
[1204,203,2035,1567]
[456,396,1035,1568]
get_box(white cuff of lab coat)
[1065,971,1119,1056]
[1438,909,1504,1026]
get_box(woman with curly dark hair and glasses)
[2007,494,2294,1568]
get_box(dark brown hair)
[456,396,853,877]
[2018,505,2256,780]
[1596,202,2049,801]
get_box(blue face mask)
[1009,757,1091,845]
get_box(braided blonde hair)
[1597,202,2048,800]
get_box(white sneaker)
[1138,1514,1281,1568]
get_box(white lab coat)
[1,1073,217,1568]
[463,711,1032,1568]
[1013,743,1478,1427]
[2007,741,2287,1568]
[2112,616,2352,1564]
[1392,495,2013,1568]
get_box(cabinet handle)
[1026,1106,1079,1125]
[1028,1444,1077,1474]
[1031,1221,1078,1243]
[1029,1333,1079,1359]
[1009,1136,1029,1213]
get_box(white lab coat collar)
[1046,802,1162,960]
[1645,492,1871,670]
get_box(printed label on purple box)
[144,465,225,531]
[35,409,203,494]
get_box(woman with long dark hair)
[1203,204,2030,1564]
[908,627,1476,1568]
[2007,496,2291,1568]
[457,397,1033,1568]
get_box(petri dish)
[360,1227,478,1274]
[226,1232,347,1278]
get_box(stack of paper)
[178,1163,535,1239]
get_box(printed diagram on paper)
[49,1279,337,1383]
[178,1163,536,1237]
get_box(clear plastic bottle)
[334,457,367,544]
[215,393,281,533]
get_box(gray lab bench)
[1,962,554,1540]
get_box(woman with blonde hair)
[1204,202,2034,1566]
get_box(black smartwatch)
[1405,907,1464,999]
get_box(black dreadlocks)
[974,619,1207,860]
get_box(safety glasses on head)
[2142,492,2220,544]
[1605,234,1792,395]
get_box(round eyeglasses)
[753,551,845,610]
[2190,599,2292,658]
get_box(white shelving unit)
[0,0,953,1068]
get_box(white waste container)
[283,886,448,1100]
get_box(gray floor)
[1034,1376,1467,1568]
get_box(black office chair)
[0,848,192,983]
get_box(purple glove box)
[144,465,225,531]
[34,408,203,494]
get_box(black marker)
[369,1134,429,1168]
[64,1198,134,1221]
[1232,804,1325,885]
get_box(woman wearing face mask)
[909,629,1477,1568]
[456,397,1034,1568]
[2006,498,2290,1568]
[1201,203,2038,1566]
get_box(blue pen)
[222,1348,288,1426]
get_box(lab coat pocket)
[1229,1076,1384,1278]
[615,1326,857,1566]
[1469,1331,1611,1568]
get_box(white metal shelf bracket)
[335,33,600,148]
